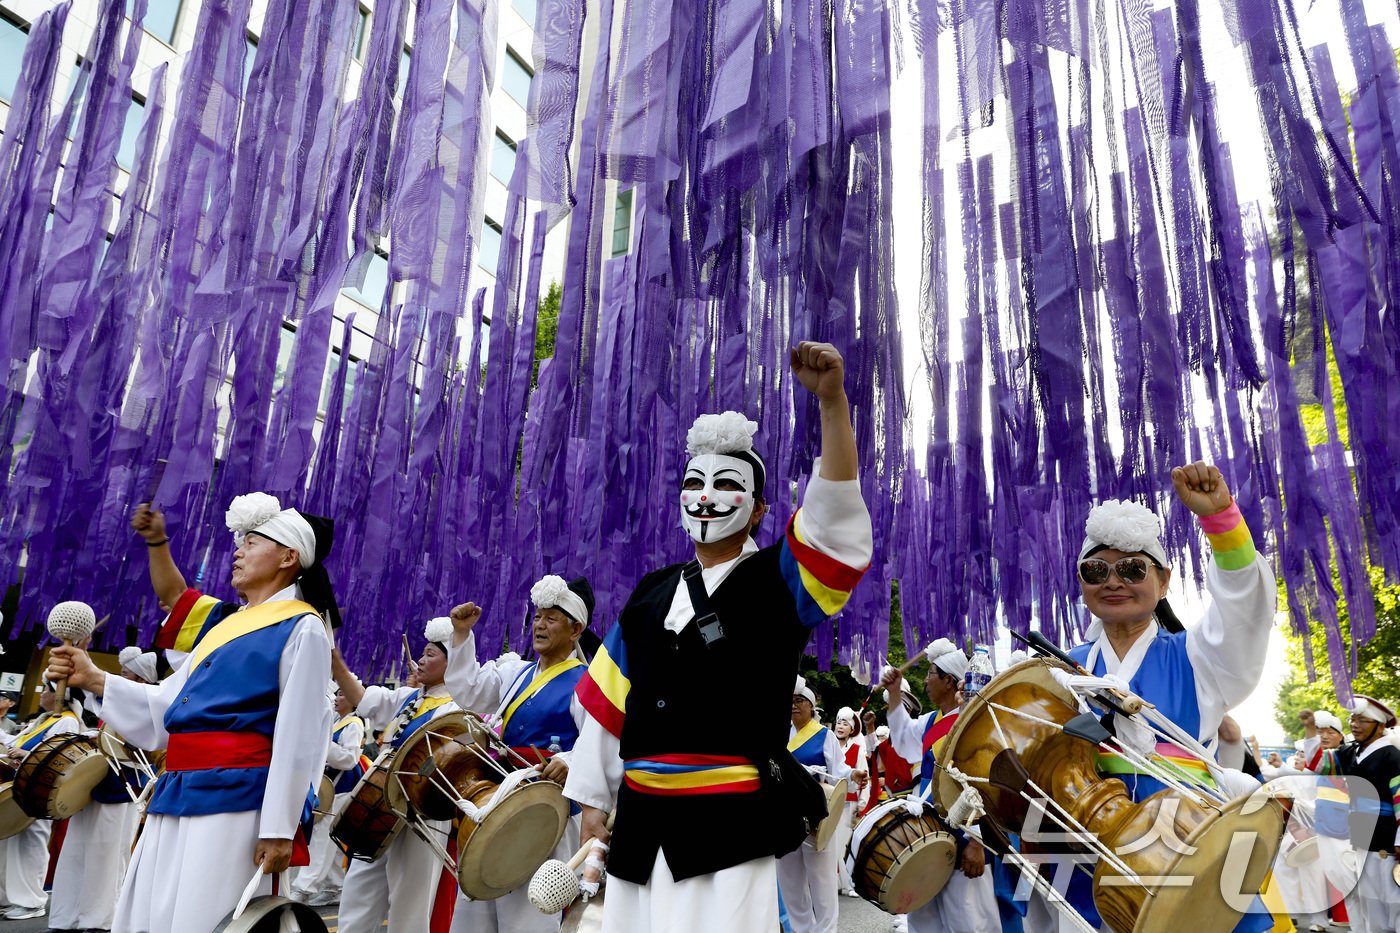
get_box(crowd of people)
[0,340,1391,933]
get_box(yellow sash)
[187,600,317,669]
[787,718,823,753]
[332,714,363,735]
[17,711,75,748]
[500,659,585,730]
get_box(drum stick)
[1011,631,1145,715]
[567,810,618,870]
[858,653,924,712]
[402,635,419,676]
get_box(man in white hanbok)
[47,494,336,933]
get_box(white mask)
[679,454,758,543]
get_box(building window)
[128,0,181,45]
[511,0,537,26]
[117,97,146,170]
[0,15,28,104]
[344,252,390,308]
[502,49,532,106]
[490,131,517,184]
[479,218,503,274]
[353,7,370,60]
[611,189,633,257]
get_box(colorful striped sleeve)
[1391,774,1400,827]
[576,624,629,739]
[779,511,869,629]
[1198,499,1258,571]
[154,588,237,652]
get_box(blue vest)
[500,663,585,752]
[149,616,303,817]
[790,724,829,768]
[330,717,366,795]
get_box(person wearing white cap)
[289,685,365,906]
[1301,709,1346,771]
[879,640,1000,933]
[332,616,463,933]
[776,676,851,933]
[1314,696,1400,931]
[831,706,868,897]
[441,574,596,933]
[46,493,337,933]
[0,682,81,920]
[47,648,160,931]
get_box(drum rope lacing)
[451,765,538,822]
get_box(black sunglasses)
[1078,556,1153,586]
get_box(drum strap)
[166,731,273,771]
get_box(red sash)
[166,732,274,771]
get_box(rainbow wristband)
[1198,499,1256,570]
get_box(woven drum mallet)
[47,602,98,705]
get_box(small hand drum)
[815,778,849,851]
[849,796,956,915]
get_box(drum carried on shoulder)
[13,732,109,820]
[331,710,570,900]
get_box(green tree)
[1275,568,1400,741]
[532,281,561,389]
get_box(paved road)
[1,896,898,931]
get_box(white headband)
[794,675,816,707]
[1349,697,1396,728]
[530,575,588,626]
[1079,499,1169,567]
[925,638,969,680]
[119,648,159,684]
[835,706,856,724]
[226,493,317,568]
[1313,711,1343,733]
[424,616,453,645]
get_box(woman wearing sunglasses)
[1052,460,1277,932]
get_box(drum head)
[1393,861,1400,890]
[1098,791,1286,933]
[0,785,35,840]
[1283,835,1318,868]
[876,831,956,915]
[50,752,111,818]
[457,780,570,900]
[214,896,328,932]
[315,776,335,822]
[815,779,848,851]
[935,658,1079,814]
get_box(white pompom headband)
[1079,499,1169,567]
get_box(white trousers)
[450,814,580,933]
[604,851,777,933]
[49,800,140,929]
[0,819,52,911]
[337,819,450,933]
[290,792,350,903]
[777,834,840,933]
[114,810,275,933]
[834,802,858,893]
[907,864,1000,933]
[1345,851,1400,933]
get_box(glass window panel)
[354,8,369,60]
[490,132,516,184]
[0,17,27,103]
[344,252,390,308]
[611,189,633,257]
[145,0,181,44]
[502,51,531,105]
[478,220,502,273]
[243,37,257,91]
[117,98,145,170]
[511,0,537,26]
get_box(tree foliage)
[532,281,561,389]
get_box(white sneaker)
[2,904,45,920]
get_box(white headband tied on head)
[226,492,317,569]
[530,575,588,626]
[1079,499,1169,567]
[794,675,816,707]
[1349,696,1397,728]
[835,706,856,724]
[1313,711,1344,733]
[925,638,969,680]
[118,647,159,684]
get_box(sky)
[878,0,1400,746]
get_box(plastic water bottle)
[964,646,994,698]
[546,735,563,755]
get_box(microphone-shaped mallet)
[47,601,97,704]
[528,812,615,913]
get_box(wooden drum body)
[455,777,569,900]
[935,659,1285,932]
[331,765,403,860]
[13,733,108,819]
[849,796,956,914]
[387,711,496,821]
